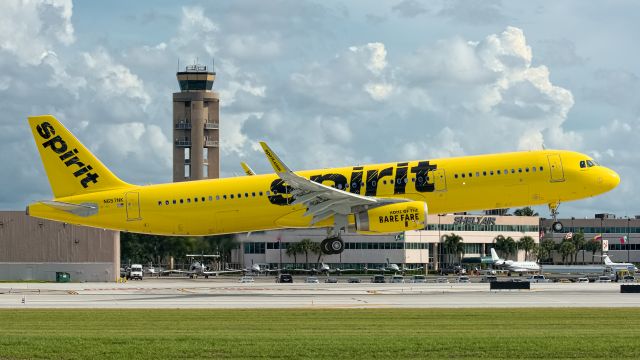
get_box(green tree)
[518,236,536,261]
[285,242,300,266]
[494,235,517,259]
[298,239,315,269]
[513,207,539,216]
[571,232,586,265]
[559,240,576,264]
[538,238,557,263]
[584,239,602,264]
[443,233,465,265]
[310,241,323,266]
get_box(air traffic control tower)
[173,64,220,181]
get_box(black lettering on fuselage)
[268,179,295,205]
[268,160,441,207]
[310,173,348,191]
[348,167,363,194]
[411,161,437,193]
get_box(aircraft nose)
[598,168,620,192]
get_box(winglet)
[260,142,291,174]
[241,161,255,176]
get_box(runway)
[2,278,640,309]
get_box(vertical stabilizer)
[28,115,131,198]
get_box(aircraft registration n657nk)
[26,115,620,255]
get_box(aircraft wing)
[259,142,405,225]
[241,162,255,176]
[201,269,244,276]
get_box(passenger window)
[461,174,465,178]
[172,200,176,204]
[504,169,508,174]
[580,160,586,168]
[497,170,501,175]
[266,191,271,196]
[532,167,536,172]
[259,192,263,196]
[455,174,458,179]
[187,198,191,203]
[245,193,249,198]
[180,199,184,204]
[483,171,486,176]
[216,195,220,200]
[518,168,522,173]
[165,200,169,205]
[208,196,213,201]
[202,197,205,202]
[468,173,472,177]
[252,192,256,197]
[511,169,515,174]
[238,193,242,198]
[540,166,544,171]
[476,172,480,177]
[194,197,198,203]
[157,201,162,206]
[223,195,227,200]
[230,194,234,199]
[490,171,494,175]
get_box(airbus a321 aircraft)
[26,115,620,255]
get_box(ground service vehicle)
[526,275,550,283]
[127,264,143,280]
[372,275,386,283]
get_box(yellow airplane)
[26,115,620,255]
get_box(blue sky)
[1,0,638,219]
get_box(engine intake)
[355,201,428,234]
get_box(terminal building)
[541,215,640,263]
[233,214,540,271]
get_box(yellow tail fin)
[28,115,131,198]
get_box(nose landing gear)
[549,202,563,232]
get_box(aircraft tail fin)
[603,255,614,265]
[490,248,500,261]
[28,115,132,198]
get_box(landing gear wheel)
[321,238,332,255]
[321,237,344,255]
[552,221,563,232]
[548,202,563,233]
[329,238,344,254]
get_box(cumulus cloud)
[392,0,428,18]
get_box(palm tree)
[298,238,315,269]
[571,232,586,264]
[310,241,323,266]
[285,242,300,266]
[584,239,601,264]
[559,241,576,264]
[539,238,557,263]
[518,236,536,261]
[443,233,464,265]
[494,235,517,259]
[513,207,539,216]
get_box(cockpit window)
[587,160,596,167]
[580,160,586,168]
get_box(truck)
[127,264,143,280]
[526,275,551,283]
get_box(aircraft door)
[430,169,447,192]
[547,154,565,182]
[125,192,142,221]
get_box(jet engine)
[354,201,428,234]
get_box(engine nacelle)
[354,201,428,234]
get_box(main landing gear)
[321,237,344,255]
[549,202,563,232]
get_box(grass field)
[1,308,639,359]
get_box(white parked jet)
[490,248,540,274]
[603,255,638,272]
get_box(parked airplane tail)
[603,255,614,266]
[490,248,500,261]
[28,115,132,198]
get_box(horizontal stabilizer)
[40,200,98,217]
